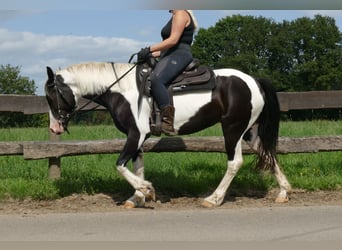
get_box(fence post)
[48,131,61,179]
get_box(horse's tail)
[255,78,280,172]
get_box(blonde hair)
[186,10,198,31]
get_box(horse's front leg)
[116,138,155,208]
[123,149,149,208]
[117,164,155,207]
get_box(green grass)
[0,120,341,200]
[279,120,342,137]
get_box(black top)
[161,12,195,45]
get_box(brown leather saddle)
[136,58,215,99]
[136,58,216,136]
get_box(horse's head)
[45,66,76,134]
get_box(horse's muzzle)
[49,120,65,135]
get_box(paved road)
[0,205,341,241]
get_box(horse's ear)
[46,66,55,87]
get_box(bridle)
[47,77,76,134]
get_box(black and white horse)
[45,62,291,208]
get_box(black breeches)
[150,46,192,108]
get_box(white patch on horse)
[173,91,212,129]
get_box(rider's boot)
[161,105,175,136]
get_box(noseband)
[47,78,76,134]
[54,85,75,134]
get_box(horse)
[44,61,292,208]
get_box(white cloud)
[0,28,147,95]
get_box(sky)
[1,0,342,95]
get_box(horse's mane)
[64,62,112,74]
[57,62,135,95]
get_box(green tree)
[289,15,342,91]
[192,15,276,73]
[192,14,342,92]
[0,64,46,127]
[0,64,36,94]
[266,20,298,90]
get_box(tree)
[0,64,45,127]
[0,64,36,94]
[192,15,276,72]
[289,15,342,91]
[192,14,342,92]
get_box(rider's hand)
[137,47,151,64]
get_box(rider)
[137,10,198,135]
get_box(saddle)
[136,58,216,136]
[136,58,216,97]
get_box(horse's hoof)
[145,191,155,201]
[123,200,136,209]
[140,186,156,201]
[275,196,289,203]
[201,200,216,208]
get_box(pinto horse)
[44,61,291,208]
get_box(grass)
[0,120,341,200]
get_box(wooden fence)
[1,91,342,179]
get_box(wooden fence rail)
[1,91,342,179]
[1,136,342,159]
[2,90,342,113]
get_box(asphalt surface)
[0,205,342,241]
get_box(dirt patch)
[1,189,342,214]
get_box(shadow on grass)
[151,164,272,204]
[52,161,274,204]
[53,176,133,199]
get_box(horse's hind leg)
[123,149,147,208]
[244,125,291,203]
[201,108,250,210]
[202,141,244,208]
[274,160,292,203]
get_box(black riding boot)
[161,105,175,135]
